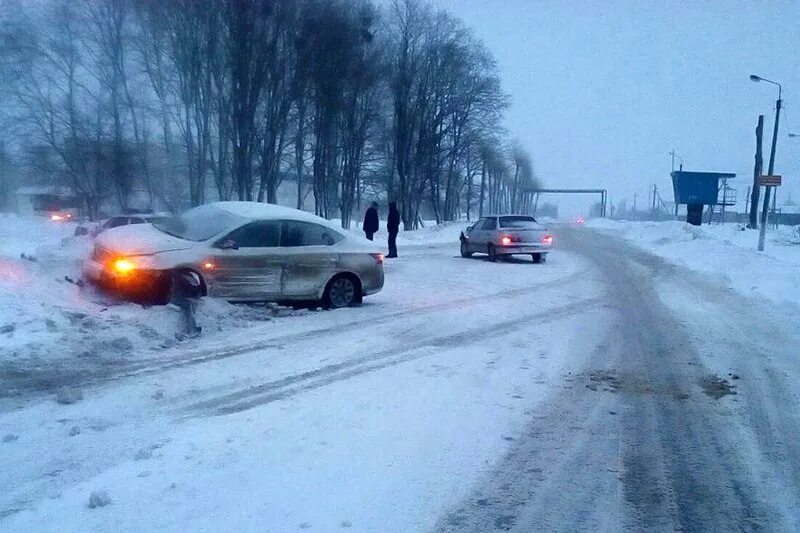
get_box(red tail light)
[501,236,512,245]
[371,253,384,264]
[542,234,553,245]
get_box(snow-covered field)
[5,214,800,531]
[587,219,800,308]
[0,215,473,377]
[0,213,609,531]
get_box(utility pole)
[759,96,782,251]
[652,185,658,213]
[772,188,778,228]
[749,115,764,228]
[745,185,751,219]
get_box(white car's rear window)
[499,216,538,228]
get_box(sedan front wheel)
[460,240,473,258]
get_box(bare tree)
[2,0,527,223]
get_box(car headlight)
[113,258,137,274]
[110,254,156,276]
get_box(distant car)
[77,213,170,237]
[82,201,385,307]
[460,215,553,263]
[49,211,75,222]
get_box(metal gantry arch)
[526,188,608,218]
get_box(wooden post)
[749,115,764,228]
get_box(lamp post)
[669,150,684,172]
[750,74,782,251]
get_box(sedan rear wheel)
[325,275,358,309]
[487,244,497,262]
[532,253,545,264]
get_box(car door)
[465,218,484,248]
[472,217,495,249]
[207,220,283,301]
[482,216,498,250]
[279,220,342,298]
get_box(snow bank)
[0,216,318,373]
[587,219,800,307]
[342,219,467,246]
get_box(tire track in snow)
[182,296,608,417]
[433,228,790,532]
[0,268,589,398]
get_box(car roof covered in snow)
[207,201,343,230]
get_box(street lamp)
[750,73,783,251]
[669,150,684,172]
[750,74,782,100]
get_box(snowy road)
[438,229,800,532]
[2,227,800,531]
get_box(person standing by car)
[387,201,400,258]
[362,201,379,241]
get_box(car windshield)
[153,205,242,241]
[499,216,539,228]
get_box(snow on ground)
[5,215,800,531]
[0,215,473,378]
[0,218,606,531]
[344,219,468,246]
[587,219,800,308]
[0,215,322,379]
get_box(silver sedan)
[460,215,553,263]
[83,202,385,307]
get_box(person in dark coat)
[387,201,400,258]
[362,202,379,241]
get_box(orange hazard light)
[113,258,136,274]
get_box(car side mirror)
[217,238,238,250]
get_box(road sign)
[758,175,782,186]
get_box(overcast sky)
[431,0,800,214]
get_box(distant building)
[15,185,82,217]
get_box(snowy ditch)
[0,216,326,396]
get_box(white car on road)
[460,215,553,263]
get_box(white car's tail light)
[542,234,553,245]
[371,253,384,264]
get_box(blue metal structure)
[671,171,736,225]
[671,171,736,205]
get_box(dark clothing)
[363,207,379,235]
[365,231,374,241]
[387,205,401,234]
[387,203,400,258]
